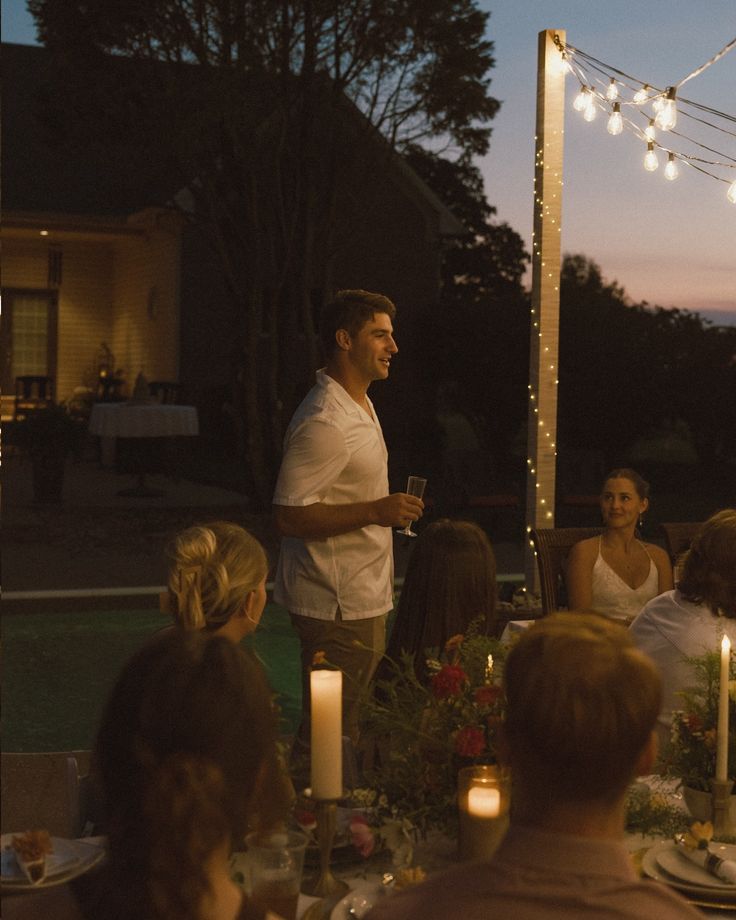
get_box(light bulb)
[560,51,572,74]
[583,92,597,122]
[655,87,677,131]
[728,179,736,204]
[644,142,658,172]
[652,94,664,113]
[606,78,618,101]
[633,83,649,105]
[664,153,679,181]
[607,102,623,135]
[573,86,589,112]
[645,118,656,142]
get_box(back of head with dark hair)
[503,612,661,808]
[387,519,497,673]
[319,289,396,360]
[94,631,286,920]
[679,509,736,617]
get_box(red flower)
[431,665,468,699]
[686,713,703,733]
[474,685,502,706]
[455,725,486,758]
[349,814,375,857]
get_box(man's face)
[345,312,398,382]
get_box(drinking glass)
[397,475,427,537]
[239,829,308,920]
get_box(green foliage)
[361,621,506,836]
[665,651,736,792]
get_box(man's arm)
[273,493,424,540]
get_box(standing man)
[273,289,423,761]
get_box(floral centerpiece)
[357,618,506,843]
[666,650,736,794]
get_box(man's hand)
[274,492,424,540]
[371,492,424,528]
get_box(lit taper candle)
[716,635,731,783]
[310,670,343,799]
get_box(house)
[2,42,463,451]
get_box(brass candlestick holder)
[302,793,350,898]
[711,778,736,838]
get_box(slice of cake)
[11,830,53,884]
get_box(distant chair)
[148,380,181,404]
[659,521,704,574]
[530,527,603,616]
[14,374,55,421]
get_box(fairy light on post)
[526,29,565,593]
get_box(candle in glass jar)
[310,670,343,799]
[468,785,500,818]
[716,635,731,783]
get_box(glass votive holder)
[457,764,510,861]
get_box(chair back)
[1,750,92,837]
[14,375,55,420]
[148,380,181,404]
[659,521,704,570]
[530,527,603,615]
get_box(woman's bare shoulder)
[644,542,671,565]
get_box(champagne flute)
[397,475,427,537]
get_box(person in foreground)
[69,631,289,920]
[272,290,423,754]
[165,521,269,642]
[630,508,736,753]
[365,612,702,920]
[383,519,497,680]
[566,467,673,623]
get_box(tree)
[558,254,736,493]
[402,145,530,485]
[29,0,501,506]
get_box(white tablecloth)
[88,403,198,439]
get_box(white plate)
[0,834,104,891]
[329,882,388,920]
[656,841,736,890]
[642,841,736,904]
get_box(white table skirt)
[88,403,198,439]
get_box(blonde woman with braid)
[166,522,269,643]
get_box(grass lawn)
[2,605,302,752]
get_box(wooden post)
[525,29,566,594]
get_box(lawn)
[2,605,302,752]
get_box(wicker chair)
[530,527,603,615]
[659,521,704,569]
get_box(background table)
[88,403,199,496]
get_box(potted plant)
[12,404,84,502]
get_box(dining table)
[88,401,199,497]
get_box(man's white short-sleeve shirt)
[273,370,394,620]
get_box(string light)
[664,152,679,181]
[728,179,736,204]
[583,91,597,122]
[605,77,619,101]
[573,85,589,112]
[644,118,656,142]
[633,83,650,105]
[607,102,623,135]
[644,142,659,172]
[655,86,678,130]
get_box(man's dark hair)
[318,289,396,359]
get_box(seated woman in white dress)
[566,468,672,624]
[630,508,736,753]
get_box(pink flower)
[454,725,486,758]
[349,814,375,858]
[474,685,502,706]
[431,665,468,700]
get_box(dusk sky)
[4,0,734,324]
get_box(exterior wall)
[2,209,181,404]
[2,237,114,402]
[112,209,181,390]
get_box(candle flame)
[723,636,731,654]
